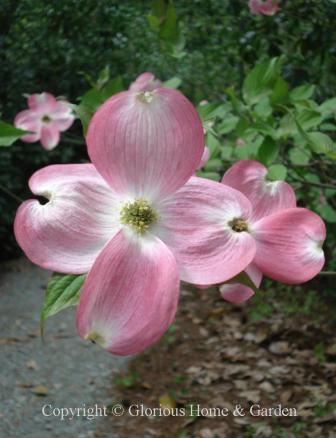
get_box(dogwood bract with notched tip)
[249,0,280,16]
[130,73,210,172]
[14,92,74,150]
[203,160,325,304]
[129,72,162,92]
[14,87,257,355]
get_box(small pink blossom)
[14,92,74,150]
[235,138,246,146]
[129,72,162,92]
[249,0,280,16]
[15,88,255,355]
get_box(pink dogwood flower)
[249,0,280,16]
[129,72,162,92]
[197,147,210,169]
[14,92,74,150]
[218,160,325,304]
[14,88,257,355]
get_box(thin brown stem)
[0,184,23,203]
[290,177,336,191]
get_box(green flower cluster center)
[120,198,157,235]
[229,218,249,232]
[136,91,155,103]
[42,114,52,123]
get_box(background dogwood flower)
[217,160,325,303]
[249,0,280,16]
[14,92,74,150]
[15,88,256,355]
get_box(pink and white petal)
[129,72,162,92]
[249,0,279,15]
[156,176,256,284]
[76,231,180,356]
[28,92,57,112]
[14,109,41,142]
[252,208,326,283]
[40,125,60,150]
[87,89,204,200]
[260,0,279,15]
[14,164,121,274]
[222,160,296,221]
[197,147,210,170]
[51,101,75,131]
[220,263,262,304]
[249,0,261,14]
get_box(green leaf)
[248,121,277,139]
[217,115,239,134]
[220,145,233,160]
[290,84,316,101]
[289,147,311,165]
[196,170,220,181]
[316,204,336,223]
[254,96,272,118]
[77,77,124,134]
[296,109,322,131]
[270,77,289,105]
[320,122,336,132]
[205,131,220,154]
[278,113,297,137]
[307,132,335,153]
[74,104,92,135]
[101,76,124,99]
[204,158,222,172]
[258,137,279,165]
[319,97,336,116]
[151,0,166,19]
[0,120,29,147]
[243,57,283,105]
[163,76,182,89]
[96,65,110,89]
[226,271,261,295]
[267,164,287,181]
[159,3,178,44]
[41,274,86,331]
[80,88,104,111]
[197,102,222,121]
[147,14,161,32]
[147,0,165,31]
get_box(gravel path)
[0,259,128,438]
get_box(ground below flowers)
[97,283,336,438]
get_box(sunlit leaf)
[0,120,29,147]
[41,273,86,333]
[290,84,316,102]
[267,164,287,181]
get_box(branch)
[290,177,336,191]
[0,184,23,203]
[318,271,336,276]
[62,136,86,145]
